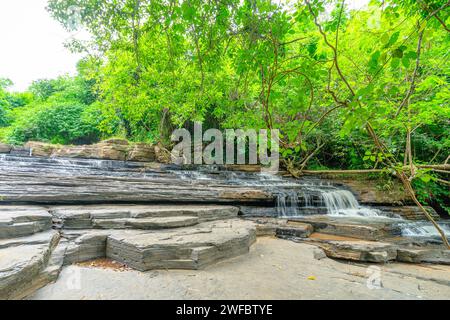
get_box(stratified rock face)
[106,220,257,271]
[375,206,440,221]
[0,156,274,204]
[52,139,130,161]
[0,143,11,154]
[288,215,402,241]
[24,142,55,157]
[245,217,314,238]
[0,206,52,239]
[0,230,60,300]
[24,139,156,162]
[49,205,239,229]
[320,240,398,263]
[63,231,111,265]
[397,248,450,265]
[127,143,156,162]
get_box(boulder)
[396,248,450,265]
[0,143,11,154]
[52,139,129,161]
[25,142,55,157]
[276,222,314,238]
[320,240,398,263]
[290,215,401,241]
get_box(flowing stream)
[0,154,448,239]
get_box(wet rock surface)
[321,176,411,205]
[0,155,448,299]
[248,217,450,265]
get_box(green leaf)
[386,31,400,47]
[402,56,410,68]
[392,48,404,58]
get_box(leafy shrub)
[6,103,102,145]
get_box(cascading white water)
[277,191,299,217]
[320,189,386,217]
[321,190,359,212]
[400,221,450,238]
[169,170,211,181]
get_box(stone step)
[0,230,60,300]
[0,206,52,239]
[50,205,239,230]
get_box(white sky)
[0,0,85,92]
[0,0,369,92]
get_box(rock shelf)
[0,204,256,299]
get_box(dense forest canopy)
[0,0,449,216]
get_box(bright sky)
[0,0,369,92]
[0,0,85,92]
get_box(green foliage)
[6,102,101,145]
[0,0,448,212]
[413,177,450,215]
[2,74,101,145]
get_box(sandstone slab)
[0,230,60,299]
[0,206,52,239]
[26,142,55,157]
[397,248,450,265]
[126,143,156,162]
[106,219,256,271]
[320,240,398,263]
[290,215,402,241]
[50,205,239,230]
[0,143,11,154]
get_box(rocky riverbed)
[0,148,449,300]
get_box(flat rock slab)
[50,205,239,230]
[320,240,398,263]
[107,219,256,271]
[397,248,450,265]
[245,217,314,238]
[0,230,59,299]
[289,215,402,241]
[0,206,52,239]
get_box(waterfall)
[275,188,390,218]
[320,189,385,217]
[277,191,299,217]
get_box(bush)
[6,103,102,145]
